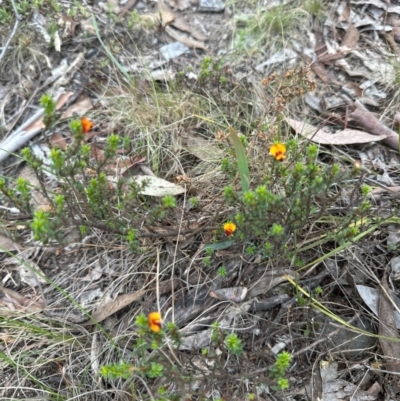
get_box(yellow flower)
[223,222,236,236]
[269,143,286,161]
[148,311,162,332]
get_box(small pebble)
[160,42,189,60]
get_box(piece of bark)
[249,294,290,312]
[378,274,400,374]
[209,287,247,302]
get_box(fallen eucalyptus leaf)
[285,118,387,145]
[132,175,185,197]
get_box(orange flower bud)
[81,117,94,133]
[148,311,162,332]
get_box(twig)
[0,0,22,63]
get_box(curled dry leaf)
[0,284,45,317]
[170,15,207,41]
[348,101,399,151]
[285,118,387,145]
[165,25,208,51]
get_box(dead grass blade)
[91,14,130,82]
[228,126,250,193]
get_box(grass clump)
[127,9,157,33]
[303,0,326,18]
[232,4,309,55]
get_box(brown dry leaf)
[81,279,179,325]
[379,274,400,374]
[338,0,351,23]
[171,17,208,41]
[0,284,45,317]
[49,132,68,150]
[383,32,400,56]
[314,20,327,59]
[118,0,138,17]
[285,118,387,145]
[318,24,359,64]
[60,96,93,120]
[82,289,147,325]
[120,155,147,177]
[0,234,18,252]
[165,25,208,51]
[24,92,74,133]
[90,145,106,161]
[18,166,50,211]
[311,62,329,83]
[61,14,79,36]
[349,101,399,151]
[340,23,359,52]
[143,9,175,26]
[343,81,363,98]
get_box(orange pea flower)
[81,117,94,133]
[269,143,286,161]
[223,222,236,236]
[148,311,162,333]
